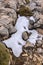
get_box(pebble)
[22,31,30,41]
[24,41,34,48]
[37,28,43,35]
[0,26,9,39]
[33,57,36,62]
[36,40,42,47]
[28,24,34,30]
[8,24,17,34]
[37,48,43,53]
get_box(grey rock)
[29,2,36,11]
[35,1,41,6]
[33,11,40,21]
[36,40,42,47]
[24,41,34,48]
[29,16,35,25]
[34,23,40,28]
[0,15,13,26]
[6,0,17,10]
[0,7,17,24]
[0,26,9,39]
[29,19,34,25]
[37,28,43,35]
[8,24,17,34]
[22,31,31,41]
[28,24,34,30]
[37,48,43,53]
[17,0,24,5]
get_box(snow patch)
[3,16,42,57]
[28,30,38,45]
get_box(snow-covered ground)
[3,16,43,57]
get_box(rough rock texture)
[0,0,17,40]
[22,31,31,41]
[0,26,9,40]
[0,0,43,65]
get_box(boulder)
[0,26,9,40]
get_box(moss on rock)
[17,5,33,16]
[0,42,10,65]
[25,0,30,4]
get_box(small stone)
[37,48,43,53]
[6,0,17,10]
[9,24,17,34]
[36,40,42,47]
[22,31,31,41]
[0,26,9,39]
[17,0,24,5]
[29,16,35,25]
[33,57,36,62]
[35,1,41,6]
[29,2,36,11]
[24,41,34,48]
[22,53,28,57]
[34,54,42,62]
[28,24,34,30]
[29,55,32,59]
[37,28,43,35]
[33,11,40,22]
[34,23,40,28]
[29,20,34,25]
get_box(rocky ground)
[0,0,43,65]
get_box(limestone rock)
[0,26,9,40]
[36,40,42,47]
[37,28,43,35]
[37,48,43,53]
[0,8,17,25]
[24,41,34,48]
[17,0,24,5]
[29,2,36,11]
[29,16,35,25]
[28,24,34,30]
[8,24,17,34]
[4,0,17,10]
[0,15,13,26]
[22,31,31,41]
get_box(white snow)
[3,16,43,57]
[28,30,38,45]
